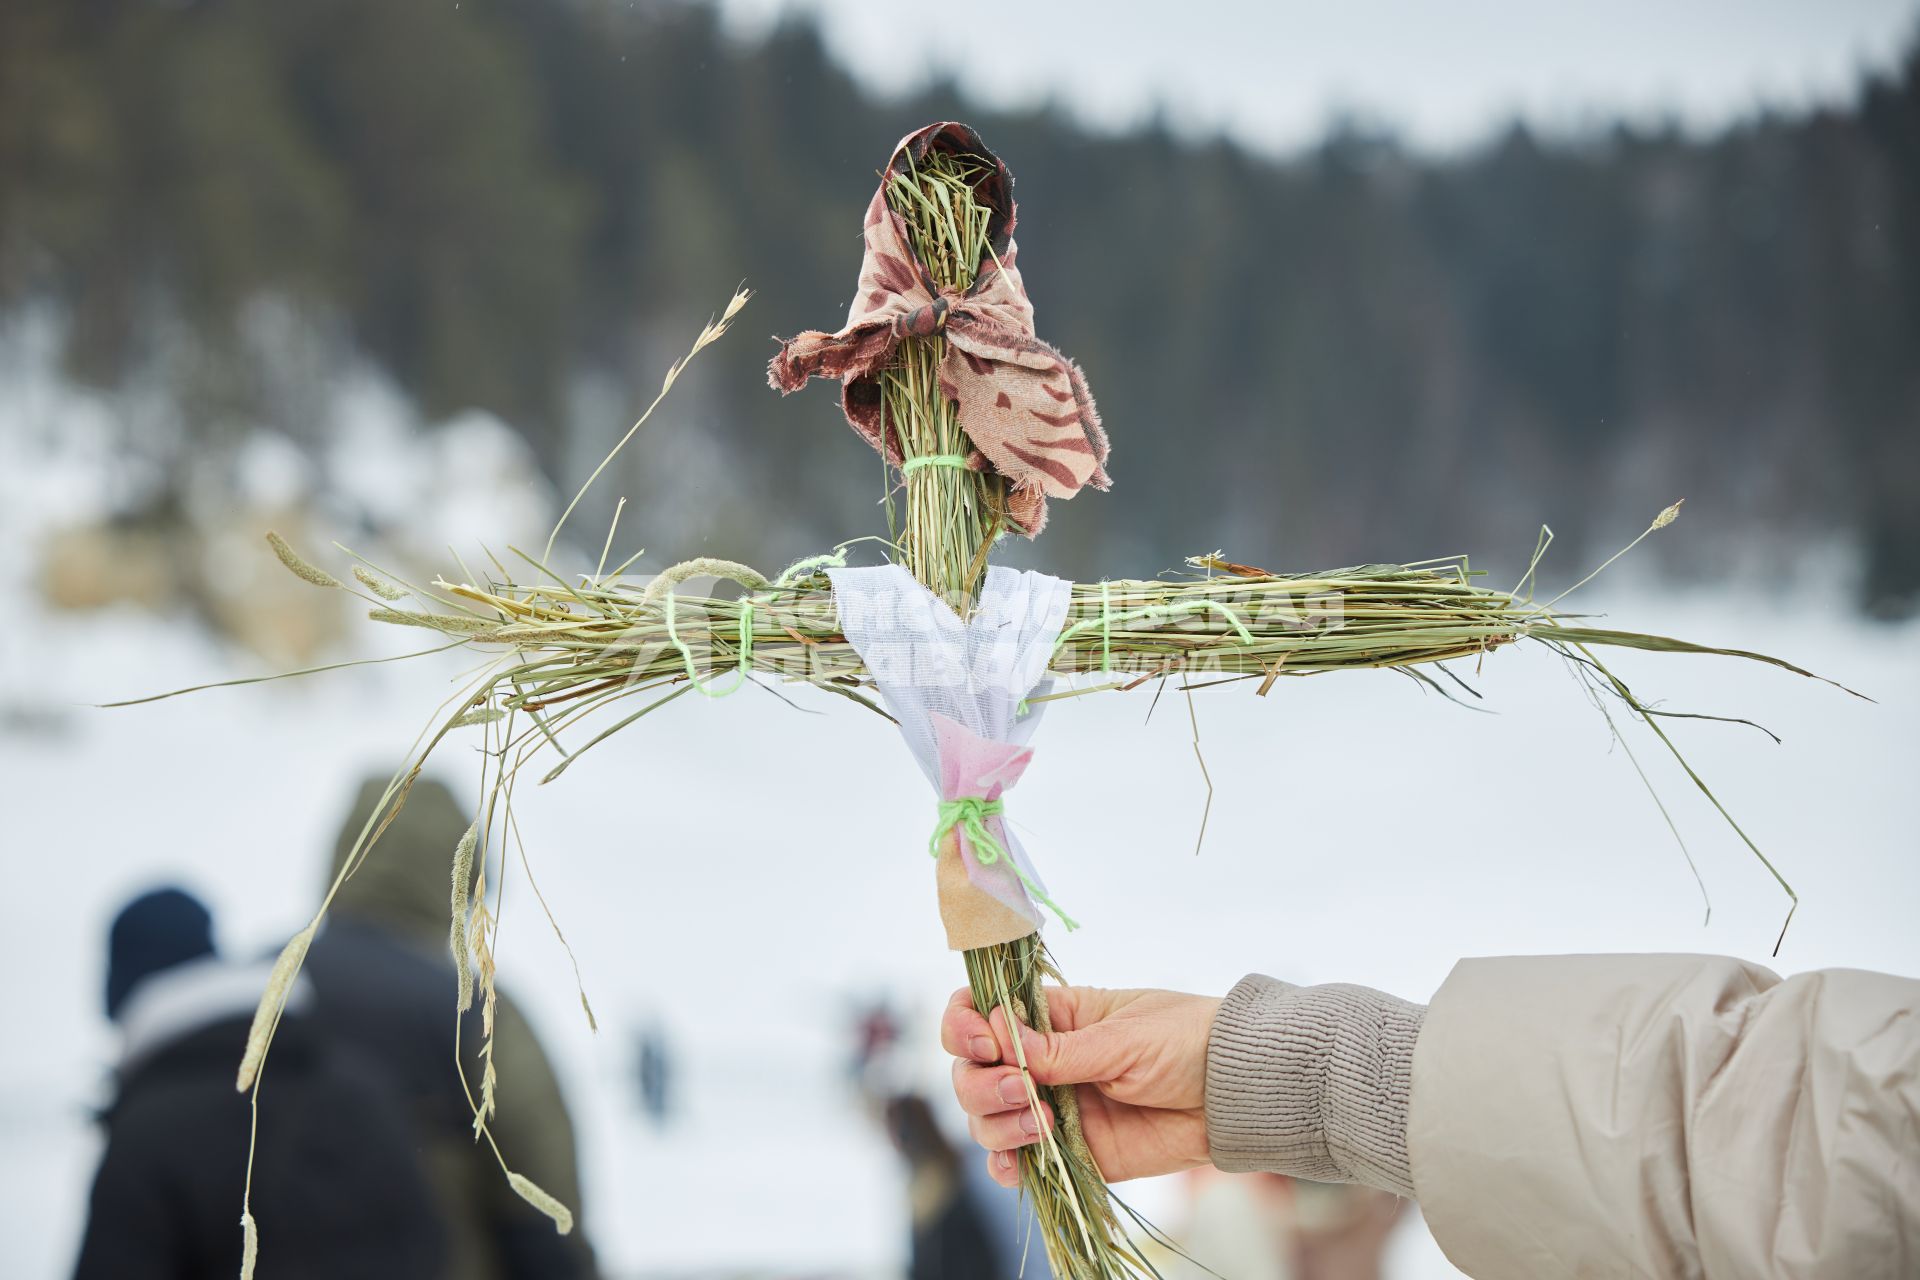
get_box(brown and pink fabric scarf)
[767,122,1109,537]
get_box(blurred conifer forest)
[4,0,1917,614]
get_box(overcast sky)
[714,0,1919,154]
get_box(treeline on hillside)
[3,1,1917,612]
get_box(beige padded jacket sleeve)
[1408,954,1920,1280]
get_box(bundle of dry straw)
[880,146,1142,1274]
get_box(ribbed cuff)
[1204,974,1424,1198]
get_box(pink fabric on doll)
[931,712,1042,926]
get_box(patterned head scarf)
[768,122,1109,536]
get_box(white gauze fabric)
[827,564,1073,937]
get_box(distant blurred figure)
[1149,1169,1295,1280]
[854,999,1046,1279]
[885,1094,1004,1280]
[852,999,903,1084]
[305,775,598,1280]
[954,1116,1058,1280]
[635,1021,675,1128]
[74,887,444,1279]
[1148,1173,1403,1280]
[1290,1180,1404,1280]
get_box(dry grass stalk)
[508,1171,575,1235]
[451,719,584,1236]
[239,1210,258,1280]
[638,556,768,604]
[545,287,751,563]
[469,859,500,1136]
[353,564,407,599]
[368,607,503,636]
[450,821,479,1010]
[235,925,313,1093]
[266,530,341,589]
[506,808,598,1033]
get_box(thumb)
[987,1004,1120,1087]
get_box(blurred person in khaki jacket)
[305,775,598,1280]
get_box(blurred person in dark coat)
[74,887,444,1279]
[305,774,598,1280]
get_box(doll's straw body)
[886,150,1155,1279]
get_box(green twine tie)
[663,588,749,698]
[662,545,849,697]
[734,600,754,669]
[1050,596,1256,667]
[929,796,1078,931]
[902,453,969,475]
[1018,579,1113,717]
[1099,579,1113,673]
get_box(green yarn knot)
[661,545,850,698]
[1049,594,1257,668]
[930,795,1004,859]
[902,453,969,475]
[929,796,1079,931]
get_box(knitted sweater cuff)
[1204,974,1424,1198]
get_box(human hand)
[941,984,1221,1187]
